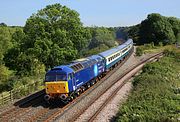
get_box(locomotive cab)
[45,74,69,94]
[44,66,74,101]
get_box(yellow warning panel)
[45,81,69,94]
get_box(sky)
[0,0,180,27]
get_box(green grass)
[136,43,177,56]
[116,48,180,122]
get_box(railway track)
[0,48,133,122]
[86,52,163,122]
[0,90,45,122]
[52,52,163,122]
[0,50,163,122]
[27,48,134,122]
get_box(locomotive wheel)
[91,82,94,85]
[72,93,77,99]
[67,96,73,102]
[87,83,91,88]
[75,91,80,97]
[81,86,86,92]
[91,80,95,85]
[95,78,98,83]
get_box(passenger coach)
[99,39,133,70]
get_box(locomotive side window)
[68,74,71,80]
[68,73,74,80]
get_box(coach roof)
[99,47,118,57]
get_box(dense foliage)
[0,26,22,91]
[116,49,180,122]
[82,27,117,56]
[5,4,91,73]
[127,13,180,45]
[0,4,117,93]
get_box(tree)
[5,3,90,75]
[24,3,90,51]
[176,33,180,43]
[23,3,90,66]
[0,23,7,27]
[11,29,25,46]
[0,26,14,62]
[127,25,140,43]
[115,27,128,41]
[88,27,116,49]
[0,64,14,92]
[139,13,176,44]
[167,17,180,42]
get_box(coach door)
[68,73,76,91]
[71,73,76,91]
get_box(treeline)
[127,13,180,45]
[0,4,116,92]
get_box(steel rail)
[0,90,45,121]
[87,52,163,122]
[42,49,134,122]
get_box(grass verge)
[116,48,180,122]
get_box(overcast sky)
[0,0,179,27]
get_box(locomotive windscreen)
[45,74,67,82]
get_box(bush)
[116,49,180,122]
[136,47,144,56]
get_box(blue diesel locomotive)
[44,39,133,102]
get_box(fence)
[0,81,44,106]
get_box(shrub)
[136,47,144,56]
[116,49,180,122]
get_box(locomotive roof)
[48,55,102,73]
[47,65,74,74]
[68,55,103,72]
